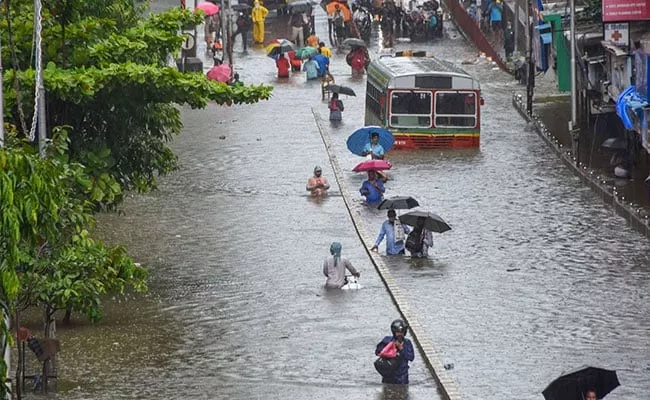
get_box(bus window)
[389,91,432,128]
[434,91,476,128]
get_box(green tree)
[1,0,272,195]
[0,130,148,397]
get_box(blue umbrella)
[346,126,395,156]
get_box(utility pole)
[526,0,534,115]
[33,0,46,157]
[514,0,519,54]
[569,0,579,160]
[0,32,5,148]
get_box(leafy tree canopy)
[1,0,272,194]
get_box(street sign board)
[603,22,630,47]
[602,0,650,22]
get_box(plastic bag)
[378,341,397,358]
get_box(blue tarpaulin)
[616,85,648,130]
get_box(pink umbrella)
[352,159,392,172]
[196,2,220,15]
[206,64,232,83]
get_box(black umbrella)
[600,137,627,151]
[288,0,315,13]
[326,84,356,96]
[398,211,451,233]
[342,38,367,48]
[232,3,251,11]
[542,366,620,400]
[377,196,420,210]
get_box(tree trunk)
[13,312,21,400]
[2,311,10,400]
[62,306,71,325]
[42,305,56,393]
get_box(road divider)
[312,108,462,400]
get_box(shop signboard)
[603,22,630,47]
[602,0,650,22]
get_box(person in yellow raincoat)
[251,0,269,44]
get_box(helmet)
[390,319,408,335]
[314,165,322,173]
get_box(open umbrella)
[326,84,356,96]
[288,0,317,13]
[342,38,367,48]
[352,159,392,172]
[196,1,220,15]
[324,0,351,21]
[206,64,232,83]
[347,126,395,156]
[265,39,296,58]
[542,366,620,400]
[295,46,319,59]
[232,3,251,11]
[398,211,451,233]
[377,196,419,210]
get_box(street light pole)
[569,0,579,159]
[526,0,534,115]
[514,0,519,54]
[0,33,5,149]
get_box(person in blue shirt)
[488,0,503,34]
[359,170,385,203]
[361,132,385,159]
[303,56,319,80]
[375,319,415,384]
[312,54,330,77]
[371,209,410,255]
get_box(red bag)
[378,341,397,358]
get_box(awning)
[601,40,628,57]
[616,85,649,130]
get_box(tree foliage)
[1,0,272,193]
[0,132,149,398]
[0,130,148,321]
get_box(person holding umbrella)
[371,209,410,255]
[346,44,370,75]
[303,55,319,80]
[362,132,385,159]
[360,170,385,203]
[276,53,290,78]
[329,92,345,121]
[405,217,433,258]
[362,132,387,181]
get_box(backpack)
[405,229,423,253]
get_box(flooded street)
[26,2,650,399]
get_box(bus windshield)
[390,91,432,128]
[434,91,477,128]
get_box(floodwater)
[19,2,650,400]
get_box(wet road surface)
[22,2,650,399]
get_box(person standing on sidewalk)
[289,10,306,46]
[251,0,269,44]
[503,21,515,61]
[232,11,252,51]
